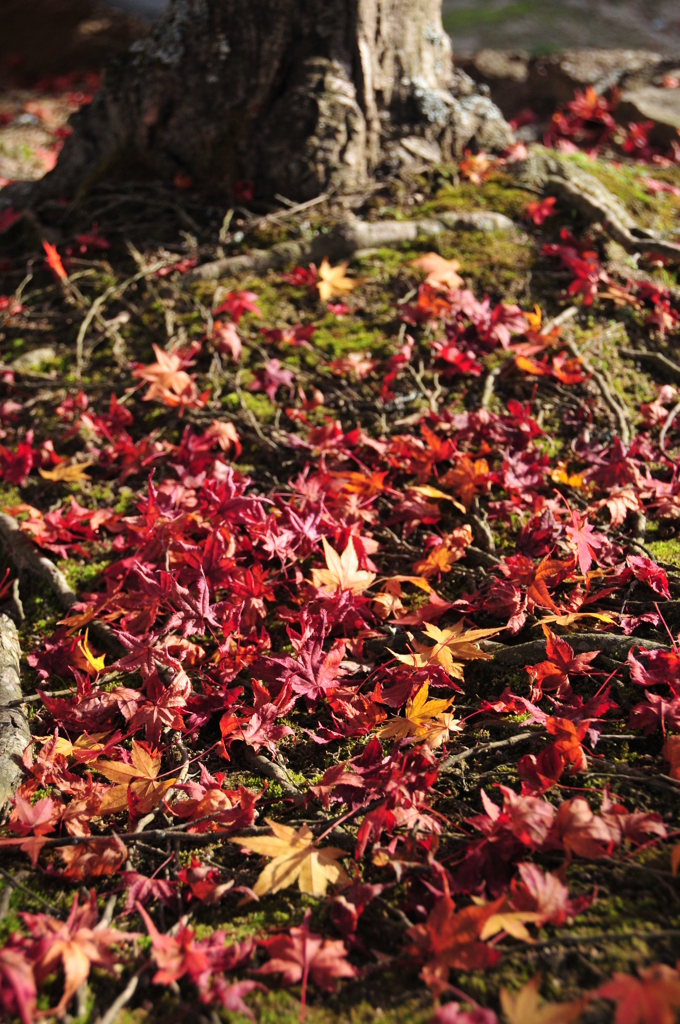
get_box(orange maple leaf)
[93,740,176,817]
[440,456,490,509]
[405,894,502,997]
[598,963,680,1024]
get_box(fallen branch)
[96,970,143,1024]
[0,614,30,809]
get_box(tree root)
[240,745,301,796]
[483,632,668,667]
[189,211,516,282]
[621,348,680,382]
[0,512,123,656]
[566,340,631,444]
[0,614,30,810]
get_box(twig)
[0,866,60,915]
[566,340,631,444]
[0,615,30,809]
[481,366,501,411]
[96,970,142,1024]
[540,305,579,335]
[660,400,680,450]
[440,732,535,771]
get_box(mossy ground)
[2,155,680,1024]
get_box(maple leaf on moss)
[93,740,176,817]
[230,819,349,897]
[405,894,502,997]
[316,258,358,302]
[410,253,463,292]
[500,975,585,1024]
[391,621,498,680]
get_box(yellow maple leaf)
[391,621,499,680]
[408,484,467,513]
[311,537,376,594]
[78,629,106,672]
[379,681,461,748]
[500,976,585,1024]
[230,819,349,897]
[535,611,615,628]
[410,253,464,292]
[479,909,543,943]
[39,460,96,483]
[316,258,358,302]
[93,740,176,816]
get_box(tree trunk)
[33,0,512,200]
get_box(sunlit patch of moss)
[310,323,389,359]
[239,391,276,422]
[647,538,680,566]
[561,153,680,233]
[422,171,534,220]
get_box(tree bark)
[31,0,512,200]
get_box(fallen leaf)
[411,253,464,292]
[230,819,349,897]
[93,740,176,817]
[597,964,680,1024]
[39,460,95,482]
[500,976,585,1024]
[379,681,457,746]
[392,621,498,680]
[316,258,358,302]
[311,537,376,594]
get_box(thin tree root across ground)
[5,99,680,1024]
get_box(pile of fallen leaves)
[3,90,680,1024]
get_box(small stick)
[0,615,30,809]
[660,399,680,450]
[96,971,142,1024]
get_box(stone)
[10,347,57,372]
[618,85,680,146]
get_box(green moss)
[241,391,276,422]
[311,324,389,359]
[423,172,534,220]
[647,538,680,566]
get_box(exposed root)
[621,348,680,382]
[240,745,301,796]
[0,512,123,656]
[565,339,631,445]
[0,614,30,810]
[485,631,668,666]
[189,211,517,282]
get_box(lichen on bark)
[30,0,513,200]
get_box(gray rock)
[10,347,57,373]
[618,85,680,146]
